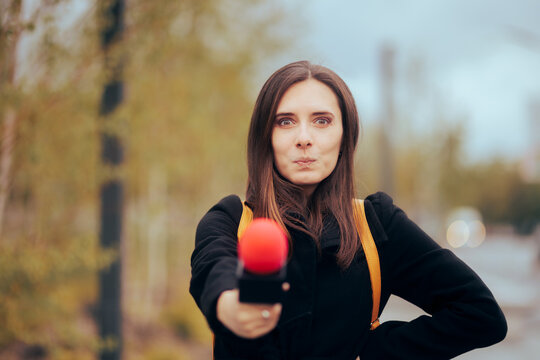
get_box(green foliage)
[389,120,539,234]
[1,0,294,357]
[122,0,294,209]
[0,236,115,353]
[161,294,212,344]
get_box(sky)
[268,0,540,163]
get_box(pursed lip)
[294,158,316,166]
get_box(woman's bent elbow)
[491,311,508,344]
[481,305,508,346]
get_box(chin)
[292,179,320,187]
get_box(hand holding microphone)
[217,218,289,338]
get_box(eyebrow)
[275,111,335,117]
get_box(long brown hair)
[246,61,360,269]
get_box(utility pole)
[97,0,125,359]
[521,99,540,183]
[379,45,396,196]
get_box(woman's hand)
[217,289,283,339]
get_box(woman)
[190,61,507,359]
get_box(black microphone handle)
[237,262,286,304]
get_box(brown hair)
[246,60,360,269]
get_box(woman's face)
[272,79,343,196]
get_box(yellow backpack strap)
[237,201,253,240]
[353,199,382,330]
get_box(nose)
[296,123,312,149]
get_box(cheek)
[271,131,288,160]
[325,131,343,156]
[323,132,343,168]
[324,149,340,172]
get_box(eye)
[276,118,294,127]
[314,117,331,126]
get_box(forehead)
[276,79,340,114]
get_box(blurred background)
[0,0,539,359]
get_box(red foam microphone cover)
[238,218,288,274]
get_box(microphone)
[237,218,288,303]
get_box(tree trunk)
[97,0,125,359]
[0,108,17,237]
[0,0,22,238]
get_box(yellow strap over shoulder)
[236,199,381,330]
[353,199,381,330]
[237,201,253,240]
